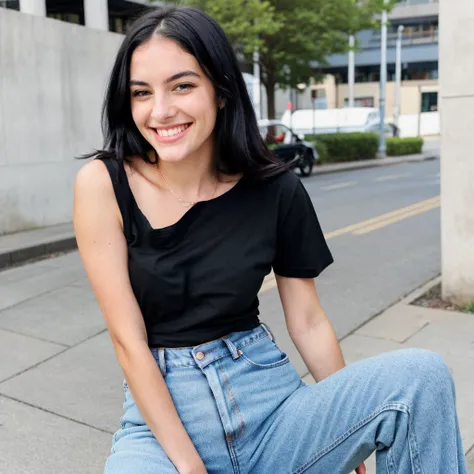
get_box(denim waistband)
[150,323,274,375]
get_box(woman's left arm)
[276,275,345,382]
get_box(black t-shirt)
[100,158,333,347]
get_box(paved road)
[0,158,441,473]
[259,157,441,372]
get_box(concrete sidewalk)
[0,247,472,472]
[0,153,437,271]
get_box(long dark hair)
[84,5,291,179]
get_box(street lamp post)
[394,25,404,130]
[348,35,355,108]
[377,1,388,158]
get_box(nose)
[150,92,176,123]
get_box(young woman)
[73,6,467,474]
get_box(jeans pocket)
[239,335,289,369]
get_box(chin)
[153,148,191,163]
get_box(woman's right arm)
[73,160,207,474]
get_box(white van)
[281,107,380,135]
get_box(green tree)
[159,0,393,118]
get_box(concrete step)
[0,222,76,270]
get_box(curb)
[311,154,438,177]
[400,274,441,305]
[0,236,77,270]
[339,274,442,343]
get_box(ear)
[218,98,225,110]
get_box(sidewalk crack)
[0,326,69,348]
[401,322,430,344]
[0,393,113,434]
[0,328,108,385]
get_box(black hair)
[82,5,291,179]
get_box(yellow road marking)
[259,196,440,294]
[323,196,439,239]
[353,200,440,235]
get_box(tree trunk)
[264,75,277,120]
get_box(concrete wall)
[0,8,122,235]
[440,0,474,304]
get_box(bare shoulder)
[73,159,122,229]
[74,159,113,196]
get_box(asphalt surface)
[258,158,441,371]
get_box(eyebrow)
[129,70,201,87]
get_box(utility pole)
[252,49,261,120]
[394,25,404,129]
[377,0,388,158]
[348,35,355,108]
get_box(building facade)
[0,0,439,124]
[0,0,158,33]
[308,0,439,119]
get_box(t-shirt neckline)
[121,163,245,233]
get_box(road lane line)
[374,173,411,182]
[353,201,440,234]
[323,196,439,239]
[259,195,440,294]
[321,181,357,191]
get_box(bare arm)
[277,276,366,474]
[73,160,206,474]
[276,275,345,381]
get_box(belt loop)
[222,338,242,360]
[157,348,167,377]
[261,322,275,342]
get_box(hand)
[355,462,367,474]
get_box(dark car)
[258,119,317,177]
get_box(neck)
[154,152,218,202]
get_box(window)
[0,0,19,10]
[311,89,326,99]
[260,124,293,145]
[421,92,438,112]
[344,97,375,107]
[48,13,81,25]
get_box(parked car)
[257,119,317,177]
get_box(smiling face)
[129,35,220,165]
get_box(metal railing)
[371,28,438,47]
[397,0,438,4]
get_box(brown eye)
[132,90,150,97]
[174,83,195,92]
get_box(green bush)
[313,140,329,163]
[386,137,423,156]
[305,133,379,163]
[464,301,474,314]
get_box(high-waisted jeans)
[104,324,467,473]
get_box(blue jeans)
[105,324,467,473]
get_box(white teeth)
[156,124,189,137]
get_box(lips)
[151,123,193,143]
[155,123,191,137]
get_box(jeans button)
[196,351,205,361]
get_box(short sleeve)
[272,178,333,278]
